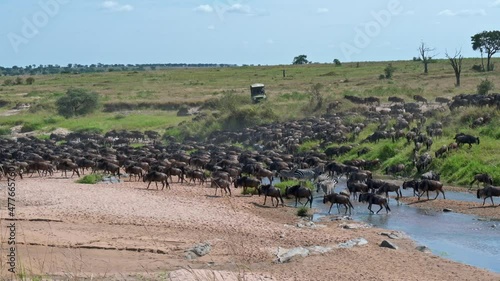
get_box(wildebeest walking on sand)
[257,184,284,207]
[477,185,500,206]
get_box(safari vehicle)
[250,83,267,103]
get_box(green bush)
[297,206,309,217]
[26,77,35,85]
[0,127,11,136]
[77,174,104,184]
[20,123,41,133]
[477,79,494,95]
[56,88,100,118]
[384,63,396,79]
[43,117,58,124]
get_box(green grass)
[76,174,104,184]
[1,58,499,187]
[297,206,309,217]
[0,111,190,134]
[274,180,314,195]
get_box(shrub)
[384,63,395,79]
[333,59,342,66]
[113,114,126,120]
[15,77,23,85]
[2,79,13,86]
[26,77,35,85]
[56,88,99,118]
[20,123,41,133]
[77,174,104,184]
[378,74,386,80]
[471,64,484,72]
[43,117,58,124]
[0,127,11,136]
[297,207,309,217]
[477,79,494,95]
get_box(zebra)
[279,169,297,181]
[279,165,324,183]
[293,166,325,185]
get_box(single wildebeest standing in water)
[323,193,354,215]
[470,173,494,189]
[477,185,500,206]
[358,193,391,214]
[285,184,313,208]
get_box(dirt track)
[1,177,499,280]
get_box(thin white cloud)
[195,4,214,13]
[207,25,215,30]
[317,8,329,14]
[101,1,133,12]
[490,0,500,7]
[437,9,486,16]
[226,3,251,14]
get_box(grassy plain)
[0,58,499,186]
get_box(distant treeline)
[0,63,238,76]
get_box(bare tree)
[418,41,437,74]
[445,49,463,87]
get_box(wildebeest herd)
[0,92,498,215]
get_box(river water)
[275,178,500,273]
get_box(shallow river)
[275,178,500,273]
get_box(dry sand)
[1,176,499,280]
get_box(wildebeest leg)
[295,197,298,207]
[343,203,349,215]
[263,195,268,206]
[328,202,334,214]
[376,204,384,214]
[147,181,151,189]
[155,181,159,190]
[368,203,374,214]
[490,196,494,206]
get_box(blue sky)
[1,0,499,67]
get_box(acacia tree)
[445,50,463,87]
[471,30,500,71]
[418,41,437,74]
[292,55,309,65]
[56,88,99,118]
